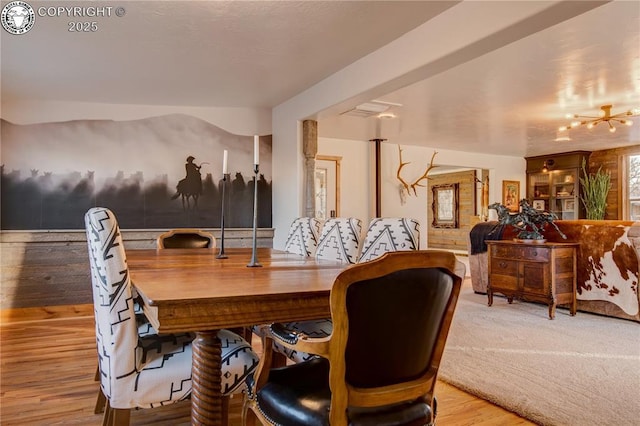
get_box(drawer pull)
[499,261,508,269]
[532,250,538,256]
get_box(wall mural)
[0,114,272,230]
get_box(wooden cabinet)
[525,151,590,219]
[486,240,578,319]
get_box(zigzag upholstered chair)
[85,207,258,425]
[358,217,420,263]
[272,217,362,363]
[314,217,363,264]
[283,217,323,257]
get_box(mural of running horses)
[171,155,204,210]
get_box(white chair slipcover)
[358,217,420,263]
[85,207,258,422]
[283,217,322,257]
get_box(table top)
[128,247,345,333]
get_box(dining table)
[127,247,346,426]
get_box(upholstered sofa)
[469,220,640,322]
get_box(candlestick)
[247,164,261,267]
[253,135,259,165]
[217,173,228,259]
[222,150,228,175]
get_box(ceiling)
[2,1,639,158]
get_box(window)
[626,154,640,220]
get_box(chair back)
[84,207,140,405]
[283,217,322,257]
[315,217,362,264]
[157,228,215,249]
[330,250,462,416]
[357,217,420,263]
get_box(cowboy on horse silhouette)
[172,156,205,210]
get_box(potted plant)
[489,199,566,242]
[580,160,611,220]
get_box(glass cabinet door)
[528,172,550,211]
[551,170,578,220]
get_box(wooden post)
[303,120,318,218]
[369,138,386,218]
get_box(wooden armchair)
[157,228,215,249]
[243,250,462,426]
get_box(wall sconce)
[542,159,554,173]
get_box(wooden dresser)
[486,240,578,319]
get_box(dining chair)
[314,217,363,263]
[85,207,258,426]
[283,217,323,257]
[357,217,420,263]
[157,228,216,249]
[243,250,463,426]
[157,226,253,342]
[268,217,362,363]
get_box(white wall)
[317,140,526,249]
[317,138,371,224]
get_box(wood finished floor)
[0,315,534,425]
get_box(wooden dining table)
[127,247,345,425]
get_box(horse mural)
[171,156,205,210]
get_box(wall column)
[303,120,318,218]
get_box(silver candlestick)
[247,164,261,267]
[216,173,229,259]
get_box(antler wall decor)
[396,145,438,203]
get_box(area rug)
[439,285,640,426]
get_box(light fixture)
[559,104,638,133]
[542,159,554,173]
[554,130,571,142]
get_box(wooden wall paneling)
[589,145,640,220]
[0,229,274,311]
[427,170,476,251]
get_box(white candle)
[253,135,260,165]
[222,149,228,175]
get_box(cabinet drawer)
[521,246,549,261]
[492,245,549,261]
[491,258,518,275]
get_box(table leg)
[191,330,222,425]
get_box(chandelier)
[559,104,638,133]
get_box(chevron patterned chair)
[358,217,420,263]
[314,217,363,264]
[85,207,259,426]
[271,217,362,363]
[283,217,323,257]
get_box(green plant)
[580,159,611,220]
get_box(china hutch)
[525,151,591,220]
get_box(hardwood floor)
[0,315,533,425]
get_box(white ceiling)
[2,0,639,158]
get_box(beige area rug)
[439,284,640,426]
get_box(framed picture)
[432,183,459,228]
[563,199,575,212]
[533,199,545,211]
[502,180,520,212]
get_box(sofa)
[469,220,640,322]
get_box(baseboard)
[1,304,93,324]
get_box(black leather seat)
[157,228,215,249]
